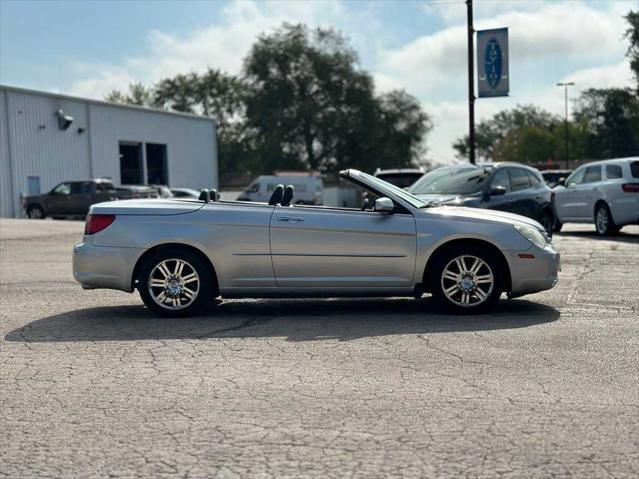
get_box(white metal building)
[0,85,217,217]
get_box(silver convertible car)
[73,170,560,316]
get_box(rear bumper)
[73,238,143,292]
[506,245,560,297]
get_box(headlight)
[513,224,547,248]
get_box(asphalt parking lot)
[1,218,638,478]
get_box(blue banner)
[477,28,509,98]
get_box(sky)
[0,0,635,163]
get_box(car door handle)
[277,216,305,222]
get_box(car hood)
[423,205,545,230]
[89,199,205,216]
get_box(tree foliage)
[105,23,431,177]
[453,9,639,164]
[625,10,639,91]
[573,88,639,159]
[452,105,563,163]
[243,24,431,173]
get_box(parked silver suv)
[553,157,639,235]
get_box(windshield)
[356,171,427,208]
[409,166,489,195]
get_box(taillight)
[621,183,639,193]
[85,214,115,235]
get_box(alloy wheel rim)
[441,255,494,307]
[148,258,200,310]
[29,208,42,219]
[596,208,608,233]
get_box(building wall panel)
[5,90,91,216]
[89,104,217,189]
[0,86,218,217]
[0,91,12,217]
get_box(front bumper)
[73,238,144,292]
[506,244,560,297]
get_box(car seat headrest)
[281,185,294,207]
[268,184,285,205]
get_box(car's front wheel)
[538,209,555,236]
[138,248,213,317]
[430,246,503,313]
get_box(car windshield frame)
[344,170,428,209]
[408,166,490,196]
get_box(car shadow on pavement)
[5,297,559,343]
[556,230,639,244]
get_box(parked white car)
[553,157,639,235]
[238,174,323,205]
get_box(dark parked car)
[541,169,572,188]
[407,163,556,234]
[374,168,425,188]
[22,179,157,219]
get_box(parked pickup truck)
[22,179,158,219]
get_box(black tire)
[26,204,45,219]
[429,245,504,313]
[538,209,555,236]
[594,203,619,236]
[553,220,563,233]
[138,248,214,317]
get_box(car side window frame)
[566,168,585,186]
[582,165,602,184]
[605,164,623,180]
[508,168,533,192]
[52,182,71,195]
[490,168,511,192]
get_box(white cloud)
[69,0,347,98]
[64,0,633,164]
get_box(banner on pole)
[477,28,509,98]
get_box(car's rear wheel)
[538,209,554,236]
[594,203,619,236]
[138,248,212,317]
[27,204,45,219]
[430,246,503,313]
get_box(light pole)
[467,0,476,164]
[556,81,574,170]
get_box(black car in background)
[408,163,556,234]
[374,168,425,188]
[541,169,572,188]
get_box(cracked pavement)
[1,218,638,478]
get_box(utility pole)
[467,0,476,164]
[556,81,574,170]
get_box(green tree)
[105,82,153,106]
[243,23,431,173]
[625,10,639,91]
[153,69,250,176]
[452,105,562,163]
[573,88,639,159]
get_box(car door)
[554,167,585,220]
[269,205,417,289]
[506,168,535,218]
[482,168,513,212]
[575,165,603,219]
[47,182,72,215]
[71,181,96,214]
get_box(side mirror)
[374,197,394,213]
[489,186,507,196]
